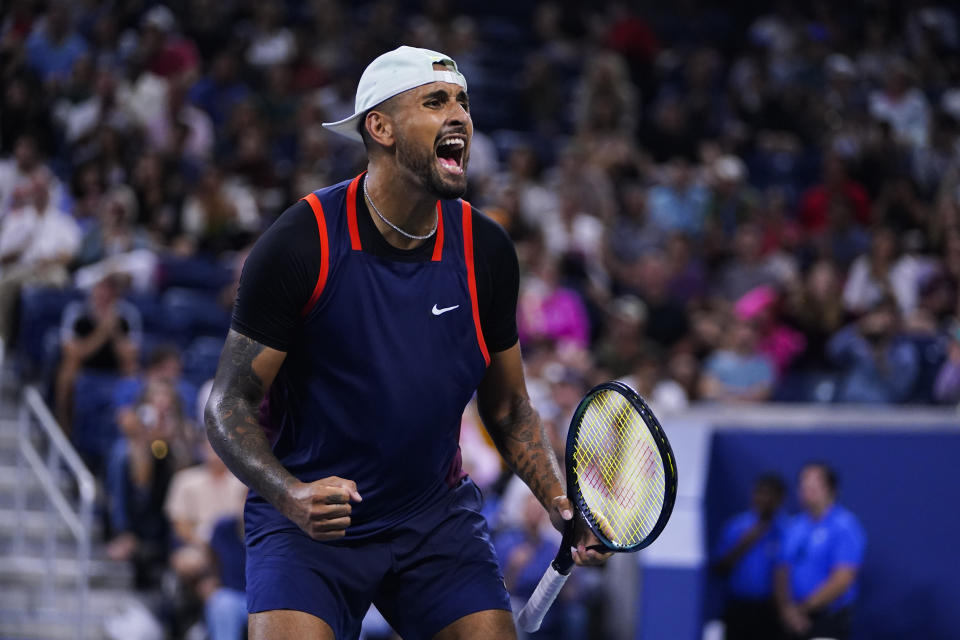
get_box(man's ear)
[364,110,395,148]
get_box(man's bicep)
[231,199,321,351]
[476,343,529,426]
[210,329,287,403]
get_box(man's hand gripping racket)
[516,381,678,632]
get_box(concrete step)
[0,615,106,640]
[0,528,109,560]
[0,424,18,447]
[0,587,163,640]
[0,554,133,590]
[0,507,105,543]
[0,462,76,495]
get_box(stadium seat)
[182,335,226,389]
[16,286,85,378]
[155,255,234,293]
[161,288,231,347]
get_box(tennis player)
[205,46,609,640]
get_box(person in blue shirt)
[712,473,787,640]
[775,462,866,640]
[24,1,89,85]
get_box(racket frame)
[564,380,678,554]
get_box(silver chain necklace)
[363,177,437,241]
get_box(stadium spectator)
[647,157,709,236]
[619,348,689,415]
[23,0,87,86]
[607,182,664,273]
[204,515,248,640]
[54,273,141,431]
[165,439,246,558]
[712,473,787,640]
[664,233,708,305]
[188,50,250,130]
[827,297,919,403]
[868,58,931,149]
[705,154,759,248]
[134,5,199,80]
[0,166,80,351]
[798,153,870,237]
[517,244,590,353]
[163,439,247,636]
[934,324,960,404]
[713,221,787,302]
[842,226,931,316]
[594,295,648,378]
[106,379,200,584]
[245,4,296,69]
[784,260,846,371]
[180,165,259,255]
[627,250,689,348]
[0,133,52,217]
[700,315,776,403]
[775,462,866,640]
[112,344,197,421]
[734,286,806,378]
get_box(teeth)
[439,138,465,148]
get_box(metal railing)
[15,385,95,640]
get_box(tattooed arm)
[476,343,609,566]
[204,329,361,540]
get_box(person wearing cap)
[205,46,609,640]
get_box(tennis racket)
[515,381,678,632]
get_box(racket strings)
[572,389,666,548]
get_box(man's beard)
[395,132,467,200]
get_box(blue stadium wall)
[632,408,960,640]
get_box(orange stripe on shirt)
[300,192,330,317]
[346,174,363,250]
[462,201,490,366]
[431,201,444,262]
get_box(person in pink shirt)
[517,254,590,352]
[735,285,806,378]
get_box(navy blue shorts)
[245,478,511,639]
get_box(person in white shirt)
[0,134,63,220]
[0,166,81,347]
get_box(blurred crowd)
[3,0,960,638]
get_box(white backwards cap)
[322,45,467,143]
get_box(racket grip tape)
[515,565,569,632]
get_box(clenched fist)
[282,476,362,541]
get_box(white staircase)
[0,376,146,640]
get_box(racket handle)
[515,565,569,633]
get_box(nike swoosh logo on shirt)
[432,304,460,316]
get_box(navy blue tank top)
[244,175,490,544]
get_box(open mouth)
[436,136,466,176]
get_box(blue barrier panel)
[705,428,960,640]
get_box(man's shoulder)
[301,176,355,203]
[829,505,865,537]
[466,205,514,255]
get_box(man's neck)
[364,164,438,250]
[809,501,834,520]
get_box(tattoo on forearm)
[484,395,564,507]
[205,332,295,511]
